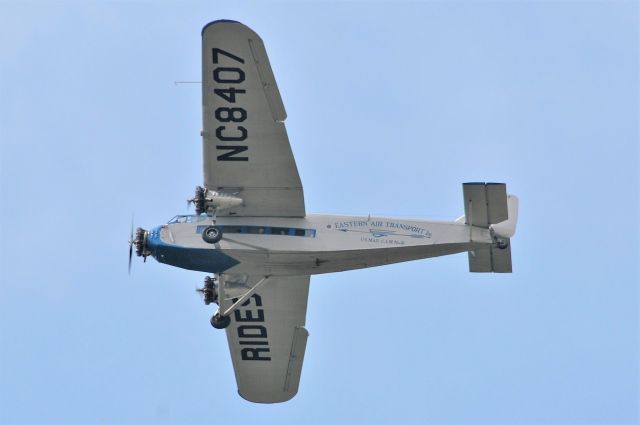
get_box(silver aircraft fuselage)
[146,214,490,276]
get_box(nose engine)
[133,227,150,258]
[128,227,150,273]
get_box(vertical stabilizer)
[491,195,518,238]
[462,183,517,273]
[463,183,509,228]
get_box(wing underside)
[221,274,310,403]
[202,20,305,217]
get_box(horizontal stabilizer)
[463,182,508,228]
[468,245,492,272]
[468,241,512,273]
[491,242,512,273]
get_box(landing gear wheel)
[210,313,231,329]
[202,226,223,244]
[496,239,509,249]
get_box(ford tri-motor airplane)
[128,20,519,404]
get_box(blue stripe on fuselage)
[146,226,239,273]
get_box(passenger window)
[247,227,266,234]
[272,227,288,236]
[223,226,242,233]
[219,225,315,237]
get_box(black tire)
[202,225,223,244]
[210,313,231,329]
[496,239,509,250]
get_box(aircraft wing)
[222,275,310,403]
[201,20,305,217]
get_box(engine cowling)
[198,276,218,305]
[133,227,150,257]
[189,186,243,215]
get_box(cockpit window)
[168,214,213,224]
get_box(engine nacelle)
[133,227,150,257]
[190,186,243,215]
[198,276,218,305]
[203,189,243,212]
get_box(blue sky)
[0,2,637,424]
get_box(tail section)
[463,182,509,228]
[491,194,518,238]
[468,243,512,273]
[461,183,518,273]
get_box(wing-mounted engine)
[188,185,243,216]
[196,274,259,307]
[196,276,218,305]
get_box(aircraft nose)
[146,226,162,255]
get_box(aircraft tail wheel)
[496,239,509,250]
[211,313,231,329]
[202,226,223,244]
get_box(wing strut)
[220,275,270,317]
[211,274,271,329]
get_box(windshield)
[167,214,210,224]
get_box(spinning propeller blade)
[128,216,134,274]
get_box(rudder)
[462,182,517,273]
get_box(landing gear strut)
[204,275,271,330]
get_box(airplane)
[128,20,519,404]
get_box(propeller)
[128,216,134,274]
[128,216,150,273]
[187,186,206,215]
[196,276,218,305]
